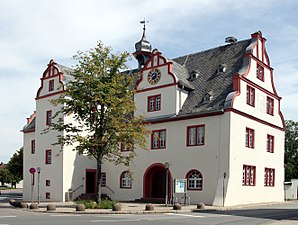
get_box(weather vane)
[140,18,149,30]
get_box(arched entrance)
[143,163,172,200]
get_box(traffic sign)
[29,167,36,174]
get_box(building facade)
[22,30,285,206]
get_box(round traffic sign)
[29,167,36,174]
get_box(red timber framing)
[36,60,65,100]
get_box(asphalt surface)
[1,189,298,225]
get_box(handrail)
[104,185,115,194]
[73,184,83,193]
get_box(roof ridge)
[172,38,251,61]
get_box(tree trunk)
[96,156,103,204]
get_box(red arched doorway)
[143,163,172,200]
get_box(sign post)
[29,167,36,203]
[37,167,41,204]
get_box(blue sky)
[0,0,298,162]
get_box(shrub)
[75,199,117,209]
[75,200,97,209]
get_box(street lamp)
[165,162,170,207]
[37,167,41,204]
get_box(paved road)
[1,191,298,225]
[0,210,297,225]
[0,203,297,225]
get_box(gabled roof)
[172,39,251,116]
[22,115,36,133]
[169,59,194,90]
[56,63,74,85]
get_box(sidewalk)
[24,202,198,214]
[13,201,293,214]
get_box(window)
[46,180,50,186]
[267,134,274,153]
[49,79,54,92]
[31,140,35,154]
[256,64,264,81]
[46,192,51,199]
[264,168,275,186]
[245,128,255,148]
[120,143,132,152]
[46,110,52,126]
[120,171,132,188]
[148,95,161,112]
[266,97,274,115]
[186,170,203,190]
[45,149,52,164]
[242,165,256,186]
[101,173,106,187]
[187,125,205,146]
[246,85,255,106]
[151,129,166,149]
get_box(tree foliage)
[0,147,23,187]
[51,42,148,203]
[0,169,12,186]
[285,120,298,181]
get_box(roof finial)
[133,19,152,68]
[140,19,149,39]
[140,18,149,29]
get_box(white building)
[22,30,285,206]
[285,179,298,200]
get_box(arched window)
[120,171,132,189]
[186,170,203,190]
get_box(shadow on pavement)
[195,208,298,221]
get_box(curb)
[26,208,194,214]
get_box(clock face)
[147,68,161,85]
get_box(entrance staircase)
[135,197,165,204]
[75,193,111,201]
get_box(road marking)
[50,215,81,217]
[91,219,150,223]
[167,213,204,218]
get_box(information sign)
[174,179,187,193]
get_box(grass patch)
[75,199,118,209]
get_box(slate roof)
[22,116,36,132]
[171,39,252,116]
[169,59,194,90]
[23,38,252,131]
[56,63,74,84]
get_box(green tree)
[285,120,298,181]
[0,168,12,186]
[51,42,148,203]
[6,147,23,187]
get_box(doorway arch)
[143,163,172,199]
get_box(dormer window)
[217,64,227,74]
[188,71,199,81]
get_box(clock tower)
[133,20,152,69]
